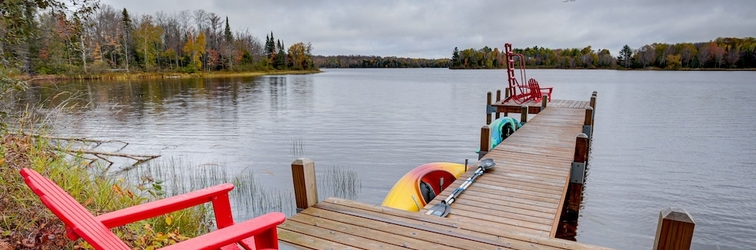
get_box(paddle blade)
[425,201,451,217]
[479,158,496,170]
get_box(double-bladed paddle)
[425,158,496,217]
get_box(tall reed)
[318,165,362,200]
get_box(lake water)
[15,69,756,249]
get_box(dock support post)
[292,158,318,213]
[486,92,493,125]
[504,89,511,116]
[520,105,528,124]
[653,207,695,250]
[541,94,548,112]
[479,125,491,160]
[590,92,597,140]
[583,107,593,139]
[495,90,501,119]
[567,133,589,214]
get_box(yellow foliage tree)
[287,42,308,70]
[665,54,682,69]
[183,31,207,70]
[132,17,164,71]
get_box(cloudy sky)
[99,0,756,59]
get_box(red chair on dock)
[20,168,285,250]
[502,43,552,104]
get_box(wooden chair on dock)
[527,78,552,103]
[20,168,286,250]
[502,43,552,104]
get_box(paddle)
[425,158,496,217]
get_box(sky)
[99,0,756,59]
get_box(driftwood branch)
[13,132,160,167]
[14,133,130,151]
[61,148,160,164]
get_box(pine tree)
[275,39,286,69]
[265,32,276,59]
[451,47,460,68]
[223,17,233,42]
[122,8,132,71]
[223,17,233,69]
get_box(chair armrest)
[96,183,234,228]
[159,212,286,250]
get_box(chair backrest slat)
[21,168,130,250]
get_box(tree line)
[451,37,756,70]
[313,55,449,68]
[0,2,317,76]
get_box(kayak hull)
[381,162,467,212]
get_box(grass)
[118,158,297,219]
[0,133,211,249]
[289,137,363,201]
[291,137,305,158]
[318,165,362,201]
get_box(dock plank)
[291,210,458,249]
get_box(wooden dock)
[276,92,696,249]
[424,100,592,238]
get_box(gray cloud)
[102,0,756,58]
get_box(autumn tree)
[638,45,655,68]
[183,31,206,70]
[696,43,710,67]
[287,42,314,70]
[677,43,697,68]
[665,54,681,69]
[710,42,725,68]
[727,45,740,67]
[132,15,163,71]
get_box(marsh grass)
[119,158,297,221]
[290,137,362,201]
[318,165,362,200]
[290,137,305,158]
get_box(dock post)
[479,125,491,160]
[653,207,695,250]
[520,105,529,124]
[583,107,593,139]
[486,92,493,125]
[291,158,318,212]
[495,90,501,119]
[541,94,548,112]
[504,88,511,116]
[590,92,597,139]
[567,133,589,213]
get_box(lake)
[14,68,756,249]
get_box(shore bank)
[15,69,322,83]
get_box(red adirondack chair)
[20,168,285,250]
[502,43,552,104]
[527,78,553,103]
